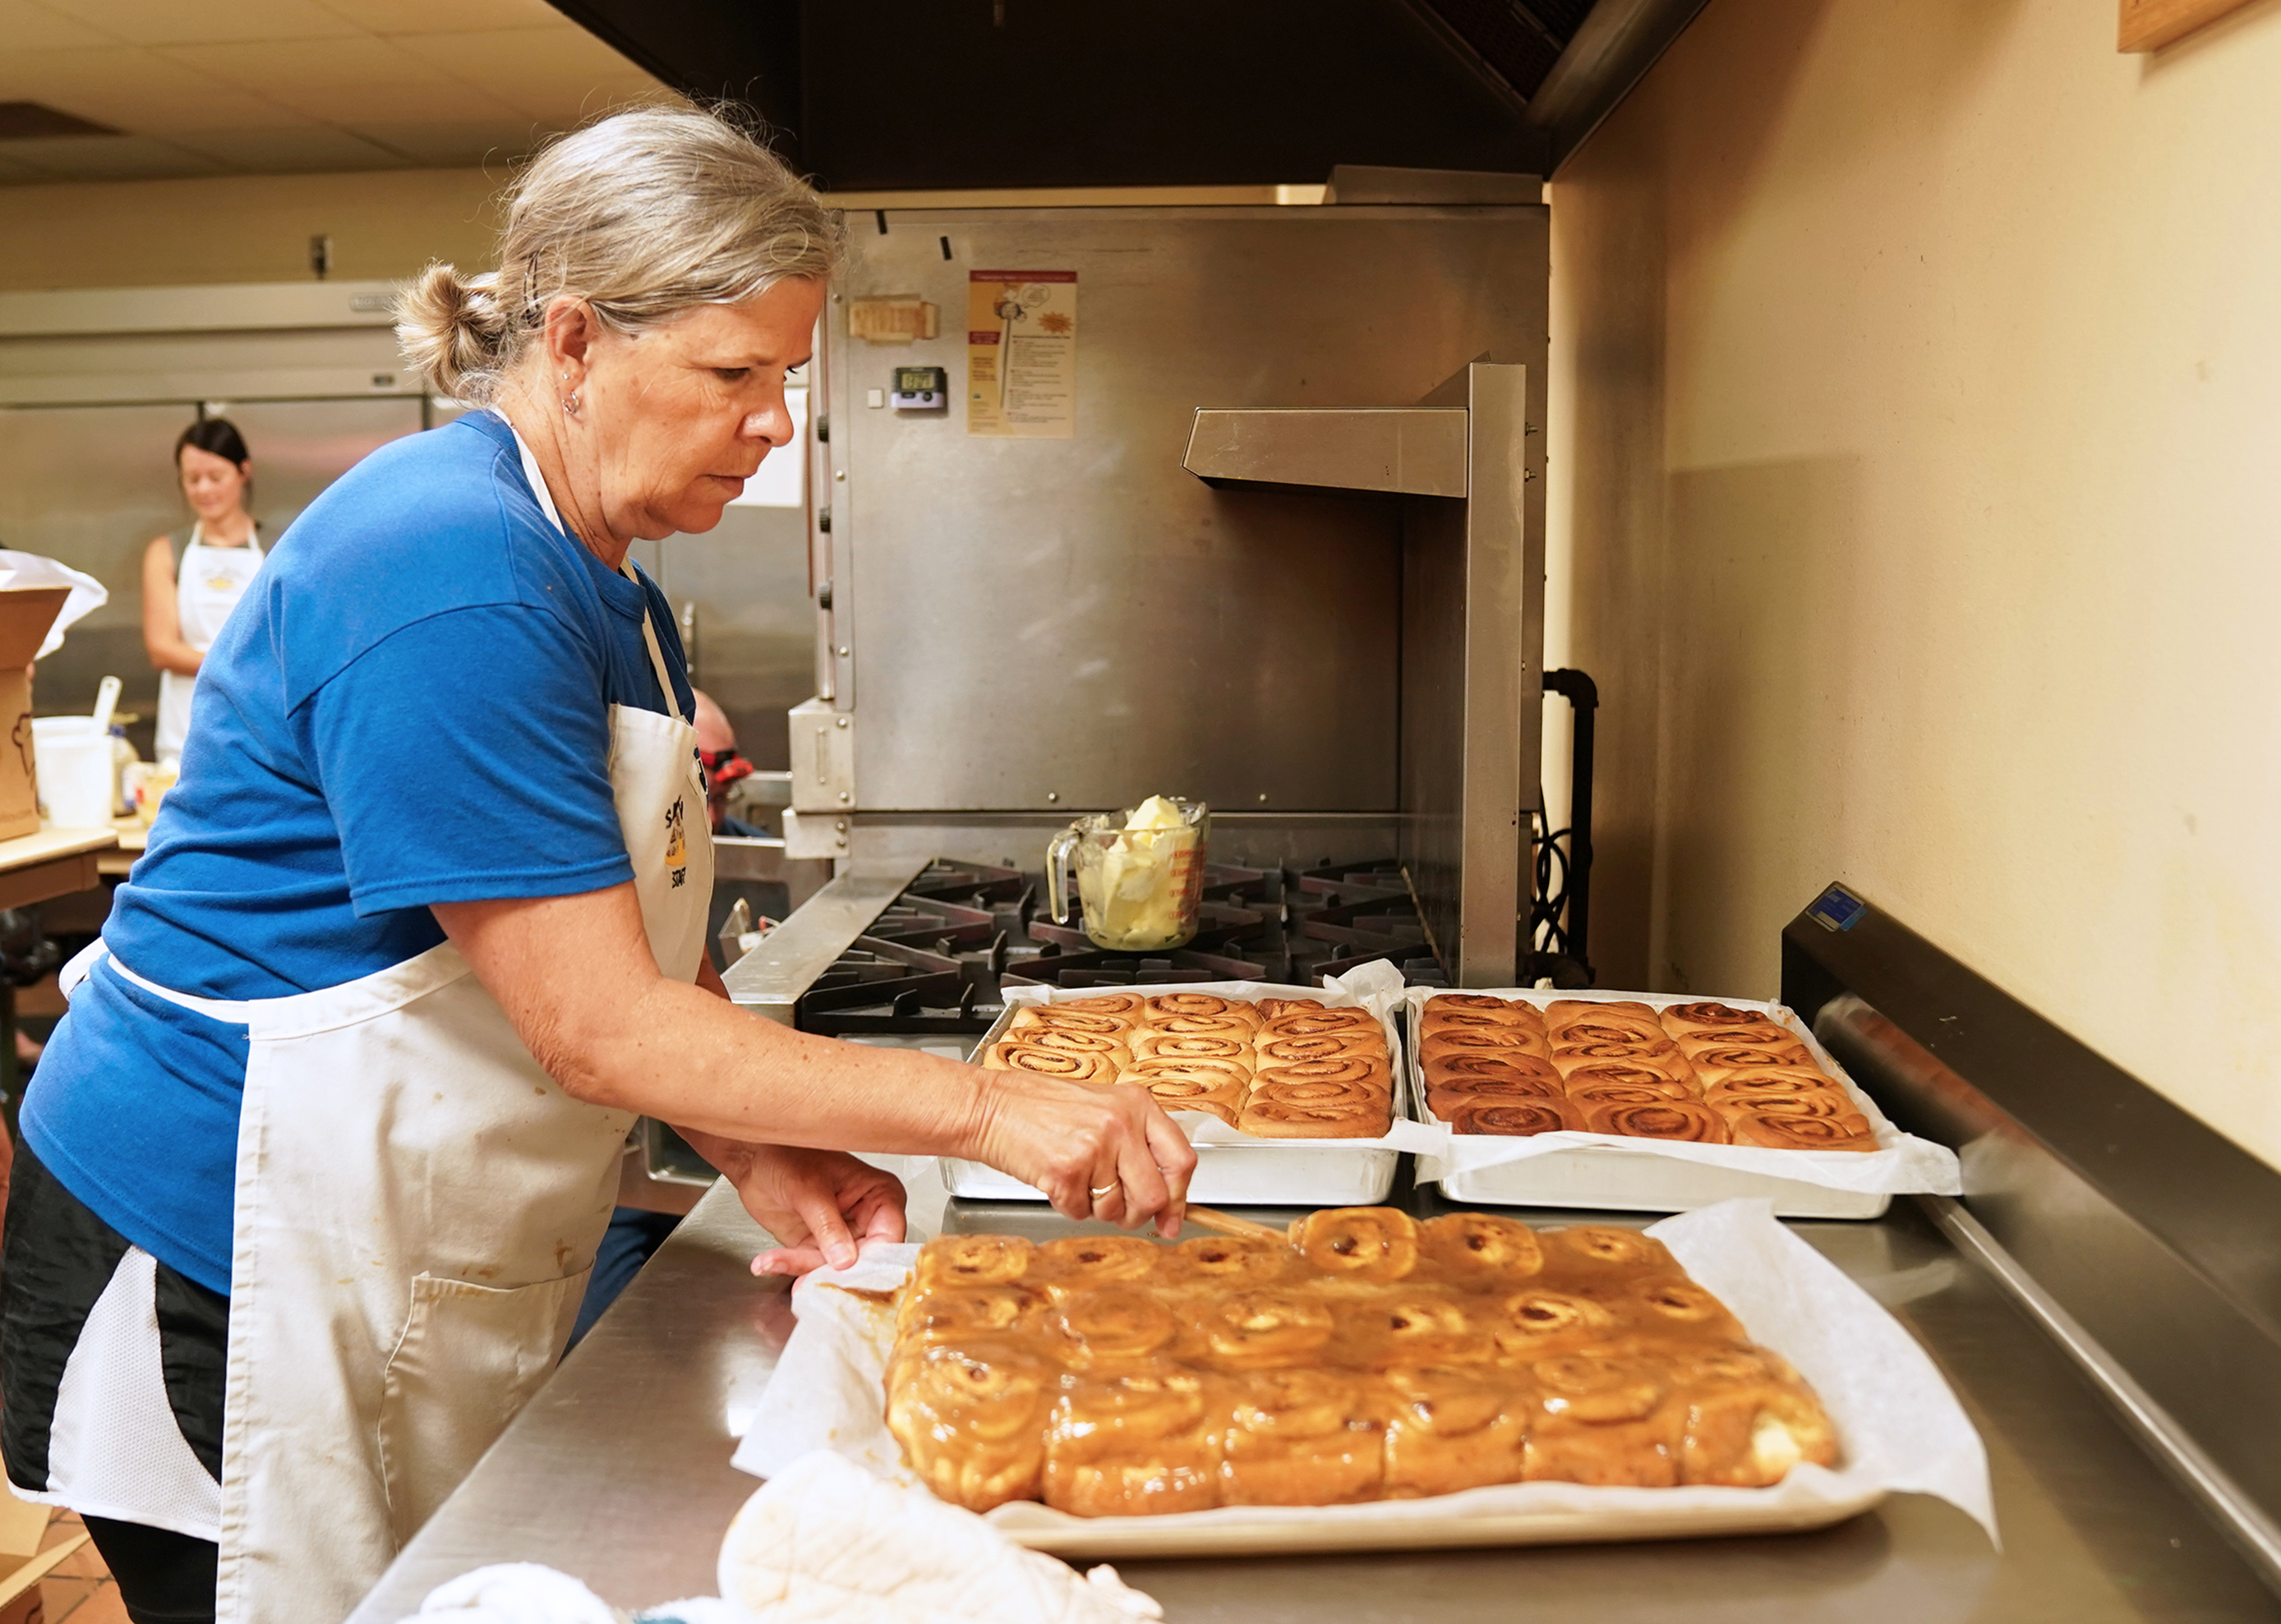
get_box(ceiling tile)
[168,124,412,172]
[46,0,361,45]
[0,132,227,180]
[161,37,523,125]
[0,46,297,132]
[312,0,564,34]
[393,27,668,122]
[5,3,118,50]
[339,117,541,165]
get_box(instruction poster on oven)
[967,269,1076,437]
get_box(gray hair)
[396,106,841,403]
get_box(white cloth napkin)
[718,1451,1163,1624]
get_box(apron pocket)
[376,1268,589,1547]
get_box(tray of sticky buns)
[738,1198,1998,1558]
[944,982,1418,1206]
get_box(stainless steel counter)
[348,1165,2281,1624]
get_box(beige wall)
[0,168,505,291]
[1546,0,2281,1165]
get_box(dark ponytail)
[175,417,250,469]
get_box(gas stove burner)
[792,856,1447,1042]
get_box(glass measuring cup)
[1045,797,1211,953]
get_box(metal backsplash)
[813,204,1547,817]
[1781,884,2281,1595]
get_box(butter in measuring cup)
[1047,795,1211,952]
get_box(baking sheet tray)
[943,968,1435,1208]
[1408,988,1962,1219]
[733,1199,1998,1559]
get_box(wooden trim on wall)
[2120,0,2259,50]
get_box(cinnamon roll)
[1259,1005,1382,1039]
[1546,999,1663,1037]
[1050,1285,1179,1371]
[1246,1070,1385,1115]
[1289,1207,1420,1283]
[1219,1368,1388,1507]
[1143,992,1251,1023]
[1147,1011,1260,1041]
[1252,996,1313,1019]
[1700,1068,1833,1104]
[1550,1048,1694,1083]
[1255,1055,1389,1094]
[1198,1290,1336,1368]
[1567,1079,1701,1111]
[1423,1051,1563,1097]
[1382,1364,1529,1497]
[886,1341,1052,1511]
[1237,1095,1392,1139]
[981,1042,1121,1083]
[1490,1288,1618,1356]
[1673,1024,1802,1057]
[1713,1086,1855,1120]
[1451,1097,1583,1137]
[1006,1005,1128,1039]
[1362,1289,1492,1369]
[1030,1234,1166,1295]
[1522,1353,1684,1488]
[1127,1029,1251,1065]
[1422,993,1546,1025]
[1726,1109,1879,1152]
[1174,1233,1292,1286]
[1624,1275,1746,1345]
[1581,1098,1730,1144]
[1659,1001,1778,1037]
[1256,1030,1387,1066]
[1016,1025,1132,1060]
[1548,1224,1675,1272]
[1418,1212,1545,1281]
[1675,1350,1841,1487]
[1046,991,1140,1018]
[1044,1370,1222,1516]
[1421,1027,1546,1064]
[1685,1042,1815,1081]
[1551,1028,1681,1061]
[911,1233,1034,1293]
[899,1283,1049,1346]
[1118,1056,1247,1126]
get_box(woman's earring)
[564,392,580,415]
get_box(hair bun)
[394,264,509,402]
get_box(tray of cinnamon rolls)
[946,981,1424,1207]
[735,1199,1997,1557]
[1406,990,1960,1218]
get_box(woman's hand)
[712,1143,907,1276]
[968,1071,1196,1238]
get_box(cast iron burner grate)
[795,858,1447,1042]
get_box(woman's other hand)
[970,1073,1196,1238]
[722,1144,907,1277]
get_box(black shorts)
[0,1143,228,1520]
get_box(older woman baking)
[0,107,1191,1624]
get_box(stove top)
[795,857,1447,1043]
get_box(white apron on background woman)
[67,462,710,1623]
[154,524,265,762]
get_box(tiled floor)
[39,1509,128,1624]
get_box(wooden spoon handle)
[1182,1203,1287,1242]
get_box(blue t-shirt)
[21,411,694,1295]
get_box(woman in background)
[144,419,264,763]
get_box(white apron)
[155,522,265,764]
[90,461,711,1624]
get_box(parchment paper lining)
[732,1200,1998,1554]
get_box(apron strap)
[624,565,691,727]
